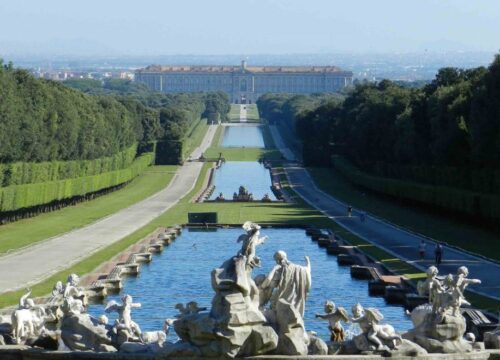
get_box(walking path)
[239,105,247,122]
[270,126,500,300]
[0,125,217,293]
[269,125,296,161]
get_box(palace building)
[134,61,353,104]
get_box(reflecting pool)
[222,125,265,148]
[209,161,276,200]
[88,228,412,340]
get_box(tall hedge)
[332,156,500,221]
[155,141,183,165]
[0,152,154,212]
[0,144,138,187]
[367,161,500,196]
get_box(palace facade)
[135,61,353,104]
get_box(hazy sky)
[1,0,499,55]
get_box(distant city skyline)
[0,0,499,57]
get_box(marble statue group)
[0,222,495,358]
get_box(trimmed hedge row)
[0,152,154,212]
[367,161,500,196]
[0,144,138,187]
[333,156,500,221]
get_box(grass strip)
[183,118,208,158]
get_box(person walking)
[435,243,443,266]
[347,205,353,217]
[418,240,426,260]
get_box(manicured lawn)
[308,167,500,262]
[183,118,208,158]
[0,165,177,254]
[228,104,241,120]
[245,104,260,121]
[205,147,282,161]
[228,104,260,122]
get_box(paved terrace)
[269,126,500,300]
[0,125,217,293]
[240,105,247,122]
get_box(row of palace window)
[137,74,346,92]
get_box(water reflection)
[88,228,412,340]
[209,161,276,200]
[222,125,264,148]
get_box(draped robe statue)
[260,251,311,316]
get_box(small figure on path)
[434,243,443,266]
[347,205,353,217]
[315,300,349,342]
[418,240,426,260]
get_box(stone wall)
[0,345,498,360]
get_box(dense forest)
[258,54,500,220]
[0,61,230,220]
[64,78,230,162]
[0,64,230,165]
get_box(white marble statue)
[350,303,401,350]
[105,295,142,339]
[237,221,268,269]
[453,266,481,309]
[417,266,442,302]
[315,300,349,342]
[405,266,484,354]
[49,274,87,307]
[11,289,48,344]
[261,250,311,318]
[64,274,87,305]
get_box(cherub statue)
[237,221,268,268]
[174,301,207,317]
[437,274,466,317]
[417,266,442,303]
[63,274,87,306]
[11,289,48,344]
[105,295,142,339]
[62,296,85,316]
[49,281,64,304]
[454,266,481,304]
[431,267,481,318]
[351,303,401,350]
[315,300,349,342]
[19,288,35,309]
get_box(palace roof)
[137,64,349,74]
